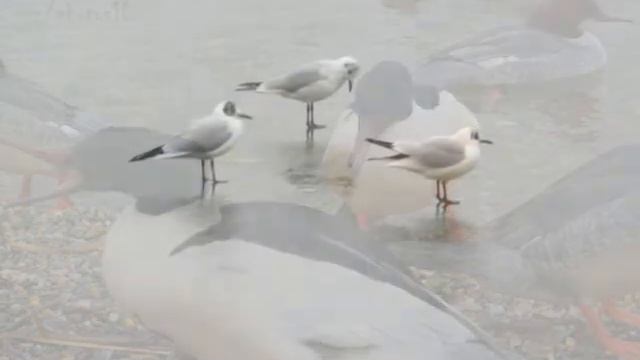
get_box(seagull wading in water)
[129,101,252,186]
[366,127,492,206]
[236,56,359,134]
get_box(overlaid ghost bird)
[129,101,251,186]
[366,127,492,206]
[416,0,632,90]
[236,56,359,133]
[321,60,479,227]
[346,61,421,171]
[395,144,640,359]
[103,192,514,360]
[5,127,206,209]
[0,58,110,207]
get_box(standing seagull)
[236,56,359,134]
[366,127,492,206]
[129,101,252,186]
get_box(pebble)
[487,303,505,316]
[108,312,119,322]
[74,299,93,311]
[9,303,22,315]
[507,333,523,348]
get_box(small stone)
[108,312,119,322]
[457,298,482,312]
[565,336,576,351]
[488,304,505,316]
[74,299,92,311]
[512,299,534,318]
[124,317,137,328]
[507,333,523,348]
[539,306,566,319]
[9,304,22,314]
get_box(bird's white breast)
[411,143,480,182]
[210,118,244,157]
[103,204,481,360]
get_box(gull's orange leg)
[356,213,369,230]
[603,300,640,329]
[52,171,74,211]
[581,304,640,360]
[19,175,33,200]
[481,86,505,112]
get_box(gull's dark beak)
[237,113,253,120]
[348,79,353,92]
[480,139,493,144]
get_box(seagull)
[321,60,480,227]
[102,193,513,360]
[236,56,360,135]
[0,58,110,208]
[366,127,492,206]
[129,101,252,186]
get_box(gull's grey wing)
[170,202,510,359]
[486,144,640,251]
[429,26,566,65]
[165,119,232,154]
[0,73,111,139]
[0,74,73,125]
[411,138,465,168]
[264,63,325,93]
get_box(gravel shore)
[0,204,628,359]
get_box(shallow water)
[3,0,640,222]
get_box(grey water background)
[2,0,640,223]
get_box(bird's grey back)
[0,73,110,137]
[266,63,324,93]
[430,26,565,64]
[167,118,232,154]
[417,25,570,88]
[515,193,640,271]
[171,201,510,359]
[486,145,640,251]
[413,138,466,168]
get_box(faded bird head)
[218,100,253,120]
[455,127,493,145]
[337,56,360,92]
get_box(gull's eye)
[471,131,479,140]
[223,101,236,116]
